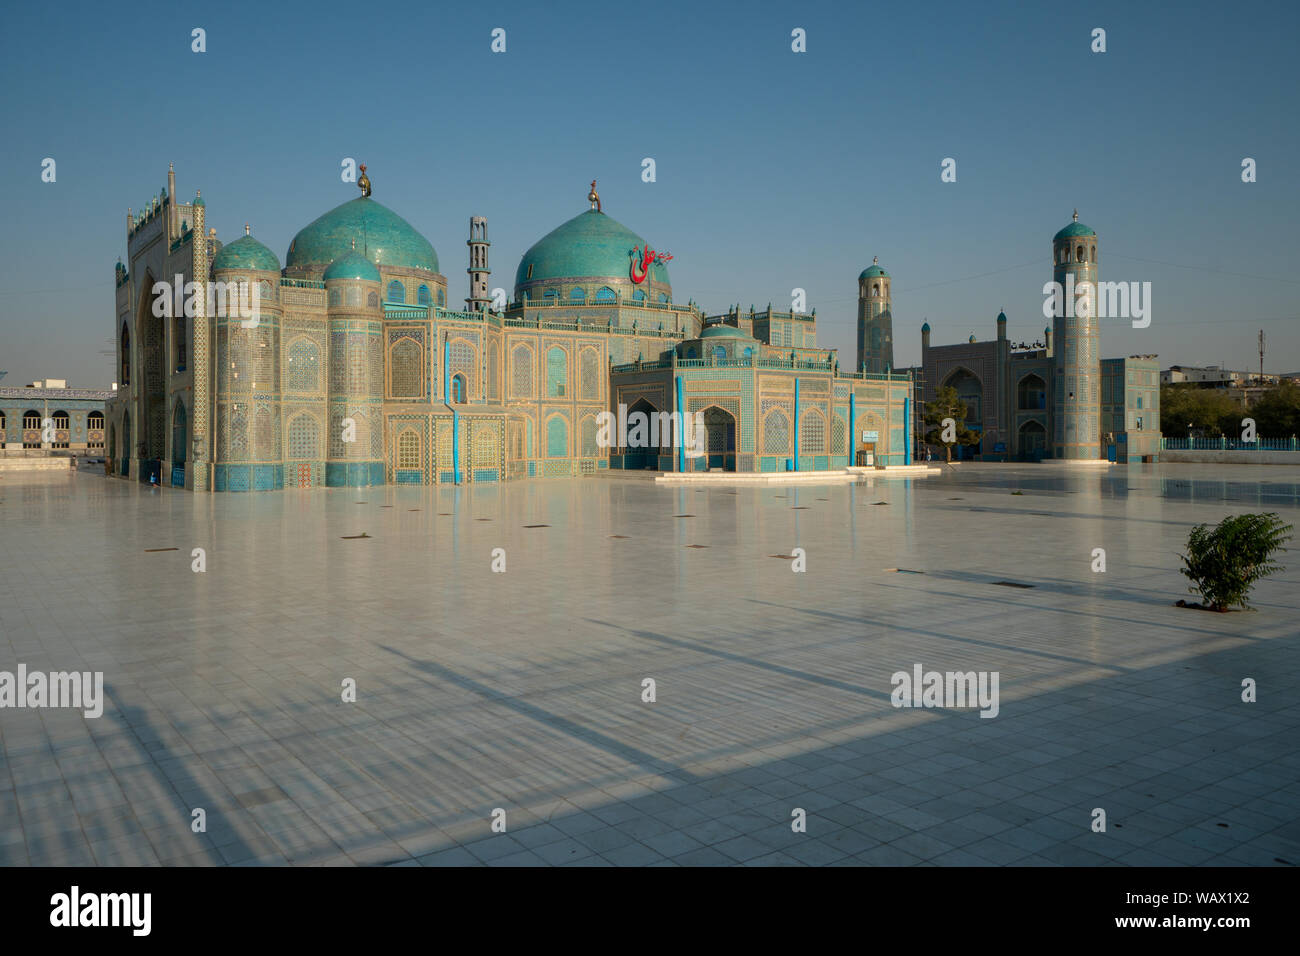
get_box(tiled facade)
[106,169,916,490]
[0,387,112,452]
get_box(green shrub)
[1179,513,1293,611]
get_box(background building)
[910,213,1160,462]
[1,381,111,453]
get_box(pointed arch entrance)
[701,405,736,471]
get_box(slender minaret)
[1051,210,1100,459]
[167,163,177,238]
[466,217,491,312]
[857,257,893,374]
[191,190,210,491]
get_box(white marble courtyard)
[1,463,1297,866]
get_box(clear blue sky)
[1,0,1297,387]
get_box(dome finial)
[1072,208,1078,222]
[588,180,601,212]
[873,256,878,265]
[244,223,250,236]
[358,163,371,198]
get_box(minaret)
[1051,210,1100,459]
[466,217,491,312]
[167,163,176,238]
[856,257,893,374]
[191,189,210,491]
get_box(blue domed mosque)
[105,165,913,490]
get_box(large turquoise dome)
[286,197,438,273]
[515,209,670,297]
[212,233,279,272]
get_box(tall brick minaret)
[1051,210,1100,459]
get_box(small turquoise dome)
[515,209,669,296]
[997,311,1007,323]
[287,197,438,273]
[968,334,977,343]
[213,233,279,272]
[1054,218,1096,242]
[921,321,931,332]
[859,262,889,280]
[324,249,380,282]
[701,325,749,339]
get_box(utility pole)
[1258,329,1266,384]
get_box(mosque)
[106,166,914,490]
[105,167,1155,490]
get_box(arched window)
[543,288,559,302]
[546,346,567,397]
[329,288,341,306]
[449,340,476,397]
[417,284,431,307]
[121,324,131,385]
[487,342,500,400]
[23,409,41,448]
[872,284,880,297]
[51,410,70,448]
[1077,245,1085,262]
[579,348,599,399]
[452,373,467,403]
[657,292,669,303]
[595,287,616,303]
[346,286,361,307]
[800,409,825,453]
[763,408,790,455]
[398,429,420,468]
[632,289,646,302]
[287,338,321,392]
[546,415,568,457]
[713,346,727,363]
[390,338,422,398]
[1136,395,1143,409]
[579,415,599,457]
[436,288,445,307]
[742,347,753,361]
[511,344,534,397]
[1090,245,1096,262]
[1017,373,1047,410]
[367,291,379,308]
[386,280,405,303]
[175,315,187,372]
[569,287,586,302]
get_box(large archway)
[140,273,166,463]
[121,411,131,477]
[1019,419,1047,461]
[622,397,659,470]
[172,400,187,486]
[941,367,984,459]
[701,405,737,471]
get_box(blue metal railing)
[1161,436,1297,451]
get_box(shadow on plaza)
[355,630,1300,867]
[17,634,1295,867]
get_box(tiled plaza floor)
[1,463,1297,866]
